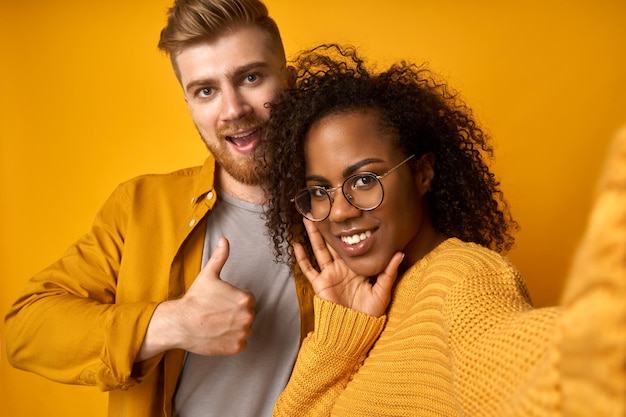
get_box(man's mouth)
[226,128,261,146]
[224,127,262,154]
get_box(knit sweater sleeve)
[558,125,626,417]
[272,296,386,417]
[439,247,562,416]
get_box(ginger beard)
[199,114,270,185]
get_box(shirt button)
[207,191,214,200]
[189,219,196,227]
[191,197,195,204]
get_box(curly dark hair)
[259,44,517,267]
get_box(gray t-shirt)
[173,191,300,417]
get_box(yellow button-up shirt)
[5,155,314,417]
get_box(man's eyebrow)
[231,61,272,79]
[184,61,273,94]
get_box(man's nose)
[220,87,252,121]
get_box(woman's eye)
[310,187,328,199]
[354,175,376,189]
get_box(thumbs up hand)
[137,237,256,360]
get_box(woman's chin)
[345,259,387,279]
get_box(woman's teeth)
[341,230,372,245]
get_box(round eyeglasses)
[292,154,416,222]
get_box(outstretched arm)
[559,126,626,417]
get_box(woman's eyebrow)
[304,158,385,183]
[342,158,384,177]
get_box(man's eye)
[199,87,212,97]
[245,74,259,83]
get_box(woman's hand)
[294,218,404,317]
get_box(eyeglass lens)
[294,173,383,221]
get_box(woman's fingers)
[325,243,342,262]
[303,218,335,269]
[376,252,404,294]
[297,219,404,316]
[294,242,319,283]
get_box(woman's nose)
[327,190,361,222]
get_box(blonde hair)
[158,0,286,77]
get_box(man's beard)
[200,115,270,186]
[214,148,268,186]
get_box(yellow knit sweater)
[273,239,562,416]
[273,126,626,417]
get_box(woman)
[260,45,621,416]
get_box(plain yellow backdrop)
[1,0,625,415]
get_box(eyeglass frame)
[291,154,416,222]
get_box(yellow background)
[1,0,625,415]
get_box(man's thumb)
[202,236,230,279]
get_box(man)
[4,1,313,416]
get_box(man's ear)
[415,153,435,195]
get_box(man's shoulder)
[118,161,212,191]
[127,164,205,183]
[108,159,214,205]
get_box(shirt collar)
[191,154,217,206]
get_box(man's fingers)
[201,237,230,280]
